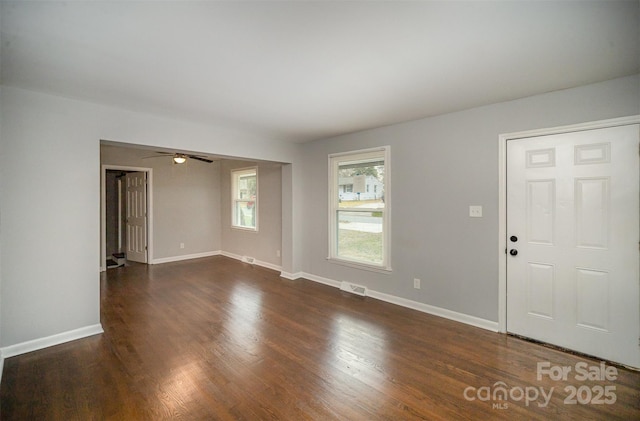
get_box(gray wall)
[0,88,102,347]
[300,74,640,322]
[101,147,283,266]
[0,86,299,348]
[0,75,637,352]
[220,160,282,267]
[101,145,222,260]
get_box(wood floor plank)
[1,255,639,420]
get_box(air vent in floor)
[340,281,367,297]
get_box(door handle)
[510,249,518,256]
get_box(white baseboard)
[300,272,341,288]
[280,271,303,280]
[367,290,499,332]
[253,260,282,272]
[0,354,4,384]
[0,324,104,359]
[151,250,221,264]
[133,250,282,272]
[299,272,499,332]
[220,251,282,272]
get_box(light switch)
[469,205,483,218]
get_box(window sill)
[231,226,258,233]
[326,257,392,274]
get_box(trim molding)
[152,250,221,264]
[147,250,283,272]
[367,290,499,332]
[280,271,303,280]
[299,272,498,332]
[0,354,4,384]
[299,272,341,288]
[219,251,282,272]
[0,324,104,359]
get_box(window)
[232,167,257,230]
[329,147,390,270]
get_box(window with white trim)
[329,147,390,270]
[232,167,257,230]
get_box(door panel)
[527,179,555,245]
[575,177,609,249]
[125,172,148,263]
[507,124,639,368]
[527,262,554,319]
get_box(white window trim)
[231,166,258,232]
[328,146,391,272]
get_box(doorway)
[498,116,640,368]
[101,165,153,270]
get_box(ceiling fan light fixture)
[173,154,187,164]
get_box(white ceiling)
[1,1,638,143]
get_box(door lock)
[509,249,518,256]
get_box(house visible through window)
[232,168,257,230]
[329,147,390,270]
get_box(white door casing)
[125,171,148,263]
[506,124,639,368]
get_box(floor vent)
[340,281,367,297]
[242,256,255,264]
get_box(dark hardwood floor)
[1,256,639,420]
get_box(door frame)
[101,165,154,271]
[497,115,640,333]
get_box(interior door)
[125,172,148,263]
[507,125,639,368]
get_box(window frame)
[328,146,391,272]
[231,167,258,231]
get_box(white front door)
[125,172,148,263]
[507,125,639,368]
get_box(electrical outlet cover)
[469,205,483,218]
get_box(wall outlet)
[180,243,185,249]
[276,250,281,257]
[469,205,483,218]
[413,278,421,289]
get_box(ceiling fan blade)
[189,155,214,163]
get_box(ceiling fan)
[143,151,214,164]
